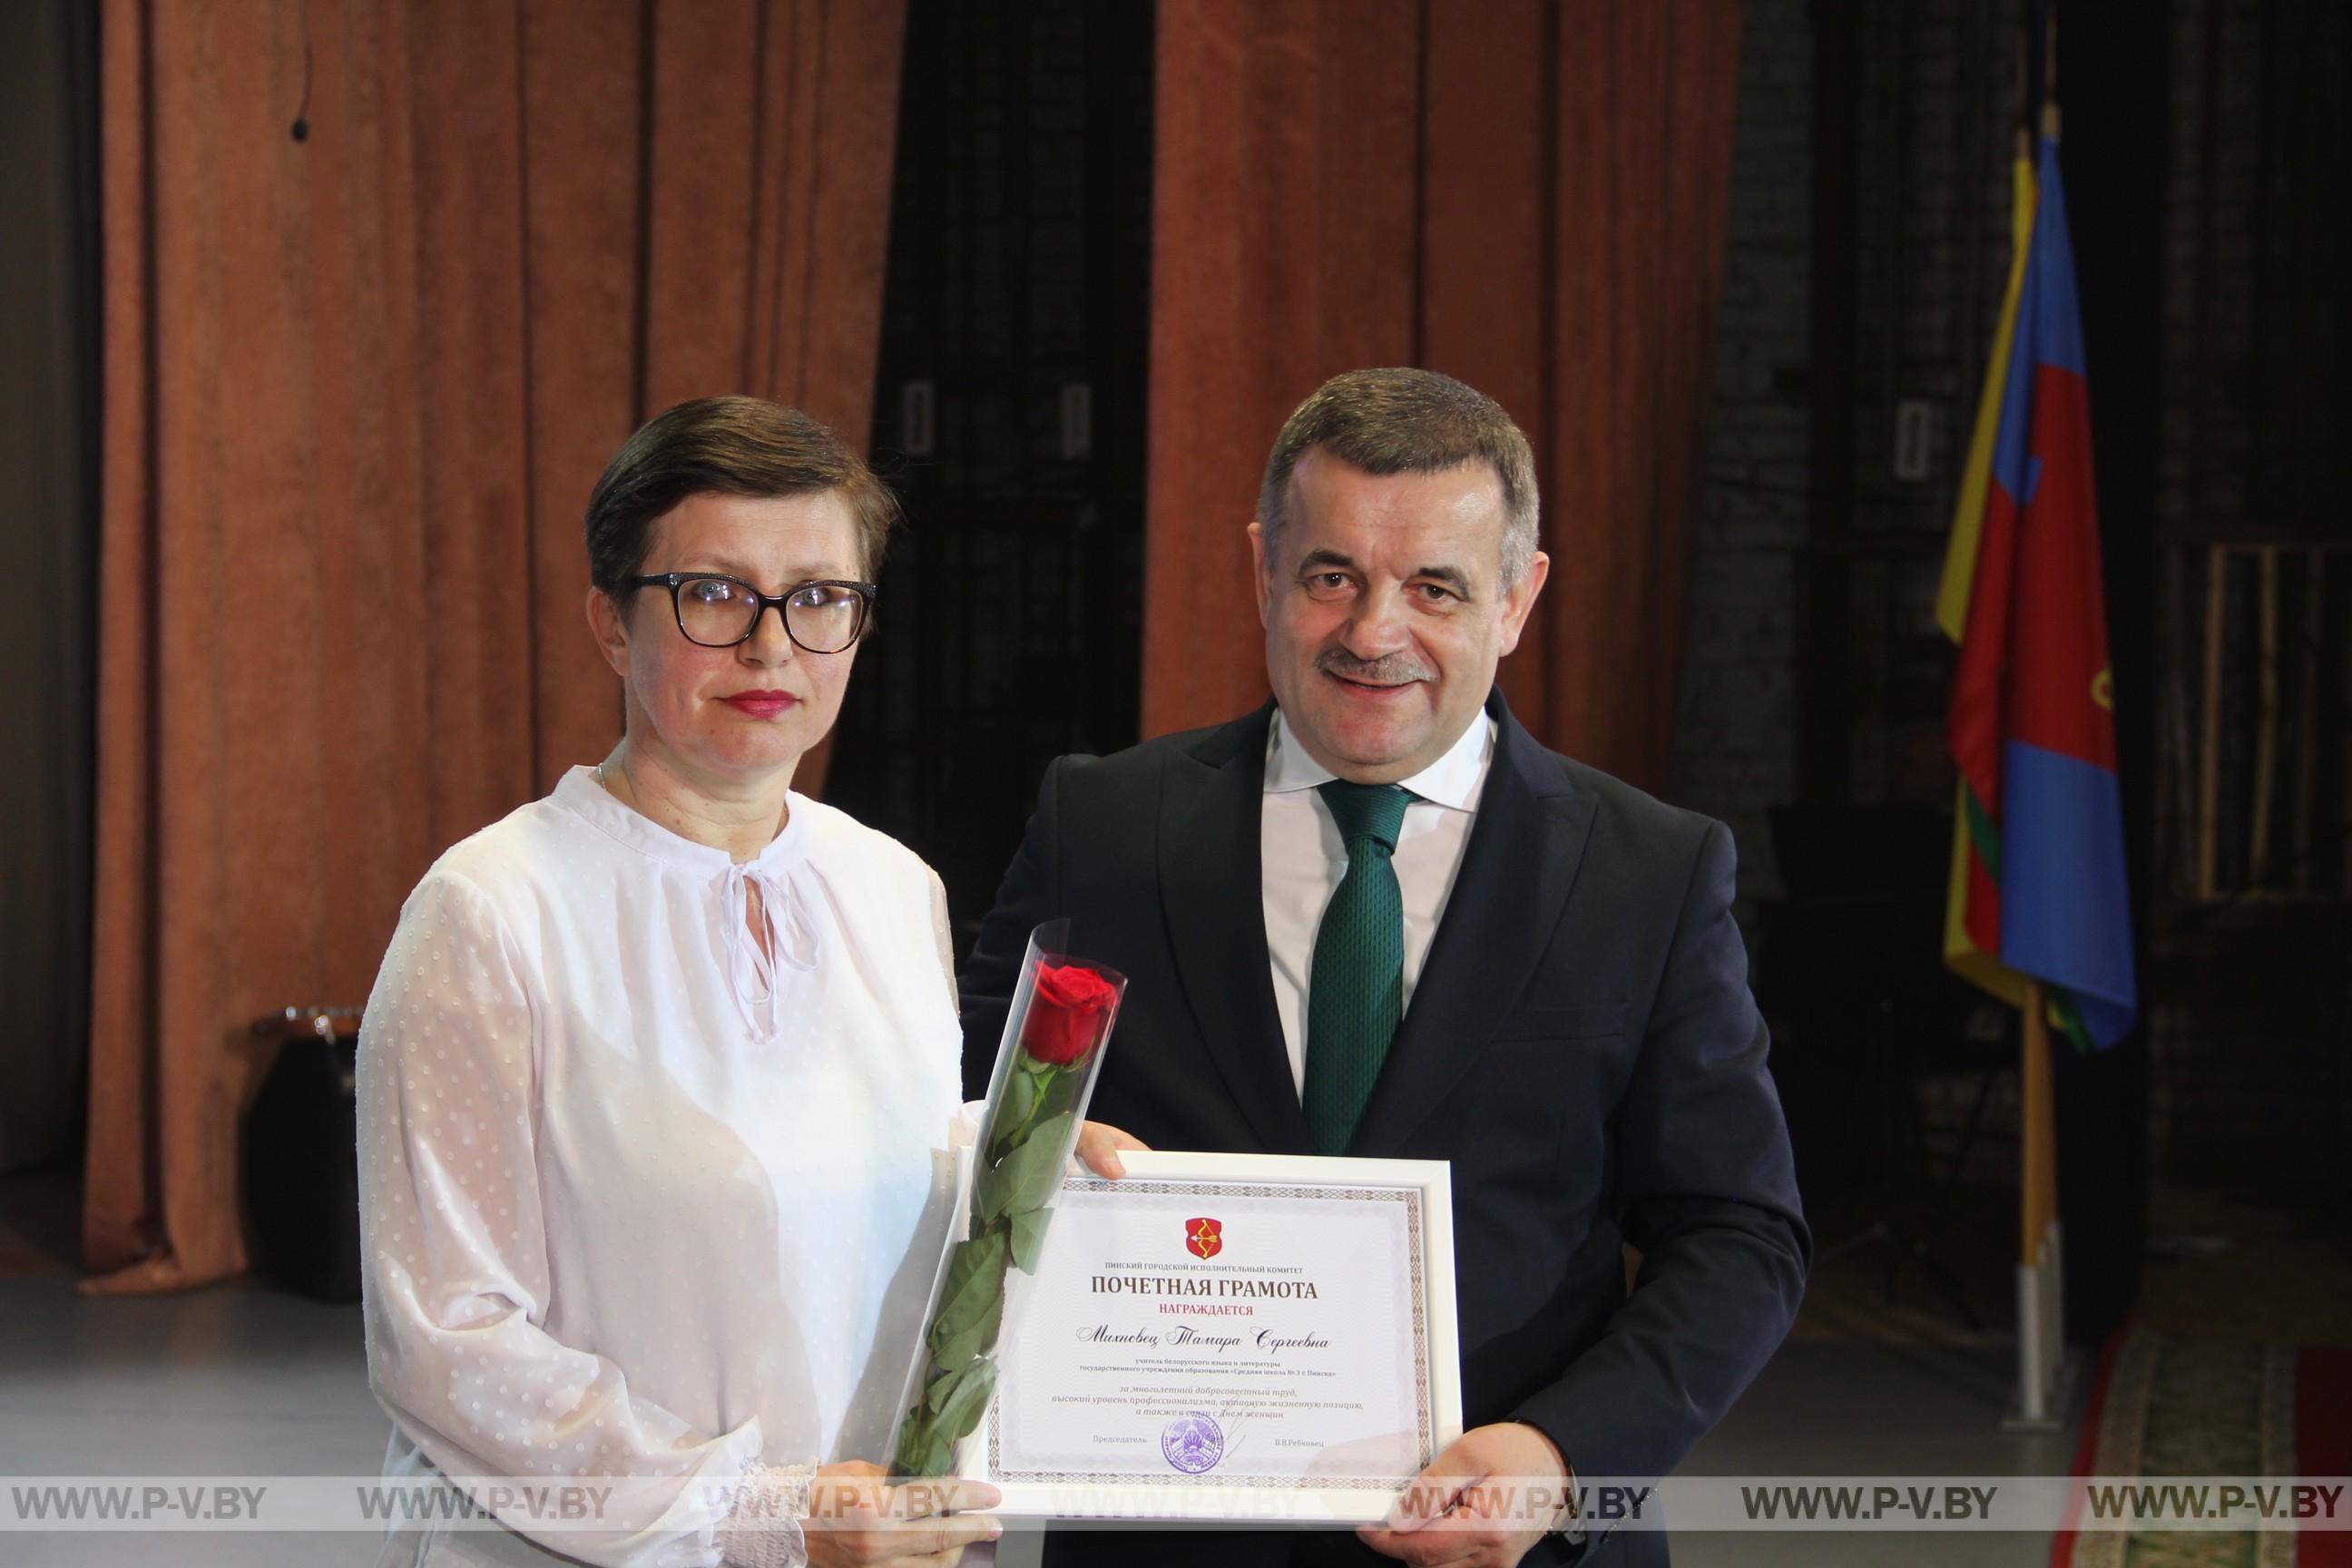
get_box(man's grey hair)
[1256,368,1542,588]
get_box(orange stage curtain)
[1145,0,1743,792]
[86,0,904,1292]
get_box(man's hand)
[1357,1422,1572,1568]
[803,1462,1001,1568]
[1075,1121,1149,1179]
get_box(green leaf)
[927,1230,1009,1348]
[893,1413,934,1474]
[928,1280,1004,1369]
[974,1156,1011,1224]
[1037,1057,1078,1097]
[925,1360,965,1415]
[935,1357,998,1444]
[917,1428,953,1478]
[894,1408,940,1476]
[1029,1068,1085,1138]
[1009,1205,1049,1273]
[917,1355,989,1430]
[978,1111,1074,1224]
[985,1064,1040,1163]
[1007,1110,1076,1214]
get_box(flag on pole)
[1937,146,2037,646]
[1939,142,2039,1013]
[1938,132,2138,1051]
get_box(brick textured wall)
[1675,0,2348,1196]
[1671,0,2024,922]
[1669,0,1811,916]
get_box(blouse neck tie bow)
[723,859,820,1043]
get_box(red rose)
[1020,961,1119,1067]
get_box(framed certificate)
[961,1151,1462,1525]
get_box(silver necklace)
[594,753,636,805]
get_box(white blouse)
[358,767,966,1568]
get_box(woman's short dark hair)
[584,397,900,592]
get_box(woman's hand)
[1075,1121,1150,1180]
[802,1462,1000,1567]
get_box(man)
[963,368,1808,1567]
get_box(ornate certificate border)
[963,1151,1463,1525]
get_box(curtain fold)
[1144,0,1744,794]
[0,0,99,1179]
[86,0,906,1292]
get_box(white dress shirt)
[358,767,966,1568]
[1260,710,1497,1098]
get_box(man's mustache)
[1315,649,1432,685]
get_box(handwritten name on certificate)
[975,1152,1463,1524]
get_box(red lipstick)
[719,691,799,720]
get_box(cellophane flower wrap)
[890,921,1124,1476]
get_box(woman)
[358,397,1136,1568]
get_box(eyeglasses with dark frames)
[625,573,877,654]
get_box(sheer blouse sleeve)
[927,867,957,1011]
[357,867,810,1567]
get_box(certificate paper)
[968,1152,1462,1524]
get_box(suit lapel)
[1348,694,1596,1153]
[1157,703,1313,1153]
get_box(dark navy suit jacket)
[961,691,1809,1567]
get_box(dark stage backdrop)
[2053,0,2167,1346]
[85,0,906,1292]
[0,0,99,1179]
[1144,0,1747,795]
[828,0,1154,946]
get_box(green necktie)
[1302,779,1413,1155]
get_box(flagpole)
[2010,980,2066,1429]
[2025,0,2048,134]
[2024,984,2059,1268]
[2009,0,2071,1438]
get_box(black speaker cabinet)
[241,1011,363,1303]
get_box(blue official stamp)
[1161,1413,1224,1474]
